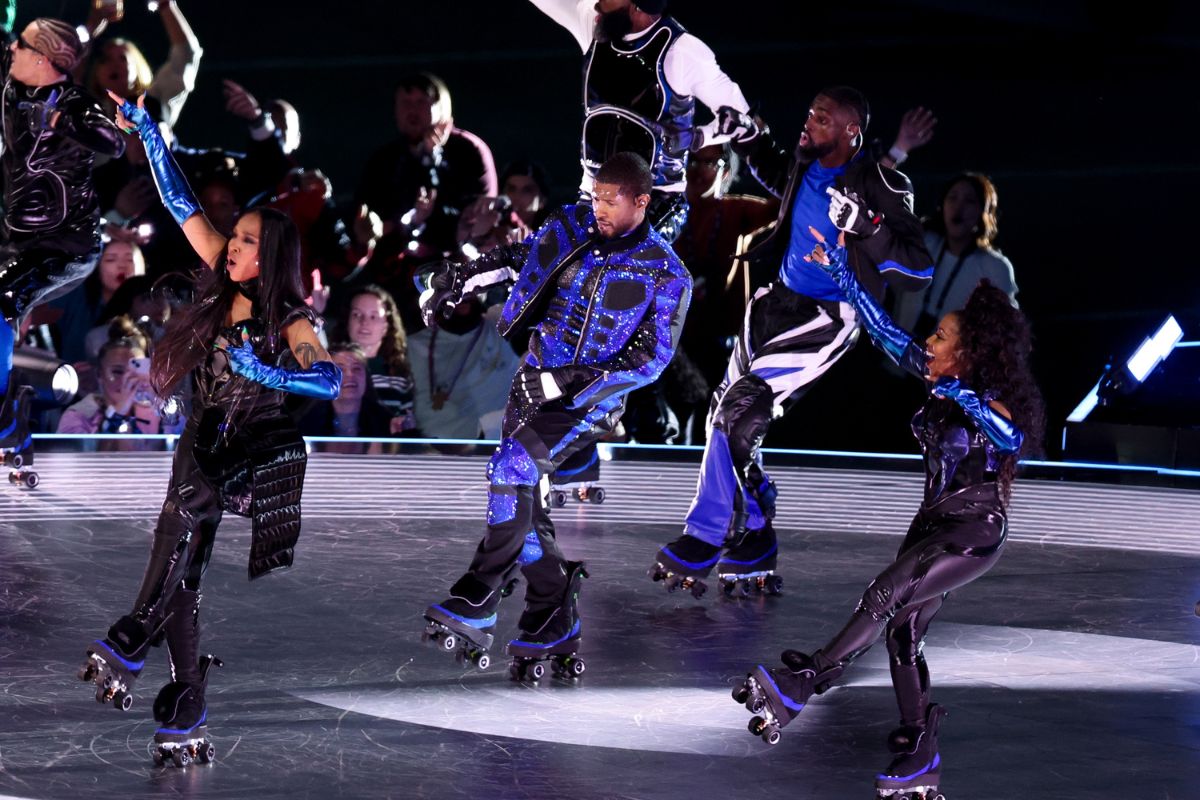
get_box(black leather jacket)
[735,126,932,303]
[1,51,125,254]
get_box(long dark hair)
[151,208,306,396]
[956,280,1045,504]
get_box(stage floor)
[1,451,1197,799]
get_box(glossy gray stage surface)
[1,452,1197,799]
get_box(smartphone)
[128,356,151,376]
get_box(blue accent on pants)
[682,430,767,546]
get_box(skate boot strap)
[198,654,223,683]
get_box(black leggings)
[821,485,1007,727]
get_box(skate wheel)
[7,471,18,484]
[114,691,133,711]
[720,578,735,597]
[8,452,23,469]
[440,633,458,652]
[551,491,567,508]
[170,750,185,768]
[737,580,752,597]
[568,658,585,677]
[23,471,38,488]
[529,662,545,681]
[475,652,491,670]
[690,580,707,599]
[748,715,766,735]
[732,683,750,704]
[761,724,781,745]
[78,664,95,682]
[509,663,521,681]
[766,575,783,595]
[200,742,216,763]
[589,487,605,504]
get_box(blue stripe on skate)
[430,605,497,630]
[757,666,806,712]
[157,709,207,735]
[509,618,581,650]
[877,752,940,782]
[661,545,719,570]
[92,640,144,672]
[719,541,778,566]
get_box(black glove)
[19,88,61,132]
[715,106,760,144]
[415,261,461,327]
[826,187,882,238]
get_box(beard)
[597,8,634,41]
[795,136,836,161]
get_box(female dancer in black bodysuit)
[77,95,341,767]
[734,228,1043,800]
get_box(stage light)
[12,349,78,405]
[1067,315,1182,423]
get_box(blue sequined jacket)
[434,203,692,411]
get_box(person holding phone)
[57,321,178,437]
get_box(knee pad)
[710,375,774,465]
[487,439,539,487]
[517,530,543,566]
[859,574,902,623]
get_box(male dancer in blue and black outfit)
[419,153,691,670]
[649,87,934,596]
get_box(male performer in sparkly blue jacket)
[419,152,691,663]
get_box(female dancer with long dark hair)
[78,94,341,767]
[734,228,1043,800]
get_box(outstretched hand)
[802,226,846,270]
[108,91,149,134]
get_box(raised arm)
[526,0,595,51]
[111,92,225,268]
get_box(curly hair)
[954,280,1045,504]
[346,285,411,379]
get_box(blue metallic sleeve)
[226,341,342,400]
[118,98,200,227]
[818,243,927,378]
[932,377,1024,454]
[567,270,693,409]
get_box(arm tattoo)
[293,342,318,369]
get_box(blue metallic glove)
[814,241,912,365]
[19,88,60,132]
[932,377,1024,454]
[117,98,201,227]
[225,340,342,400]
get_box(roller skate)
[507,561,588,683]
[78,615,157,711]
[648,534,720,598]
[874,705,947,799]
[0,385,37,488]
[717,522,783,597]
[423,574,501,670]
[549,446,605,506]
[151,654,222,768]
[732,651,843,745]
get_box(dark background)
[25,0,1200,456]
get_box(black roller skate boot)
[423,573,501,670]
[649,533,721,598]
[78,614,160,711]
[732,650,843,745]
[875,704,947,799]
[718,522,782,597]
[0,384,37,487]
[507,561,588,682]
[151,590,221,767]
